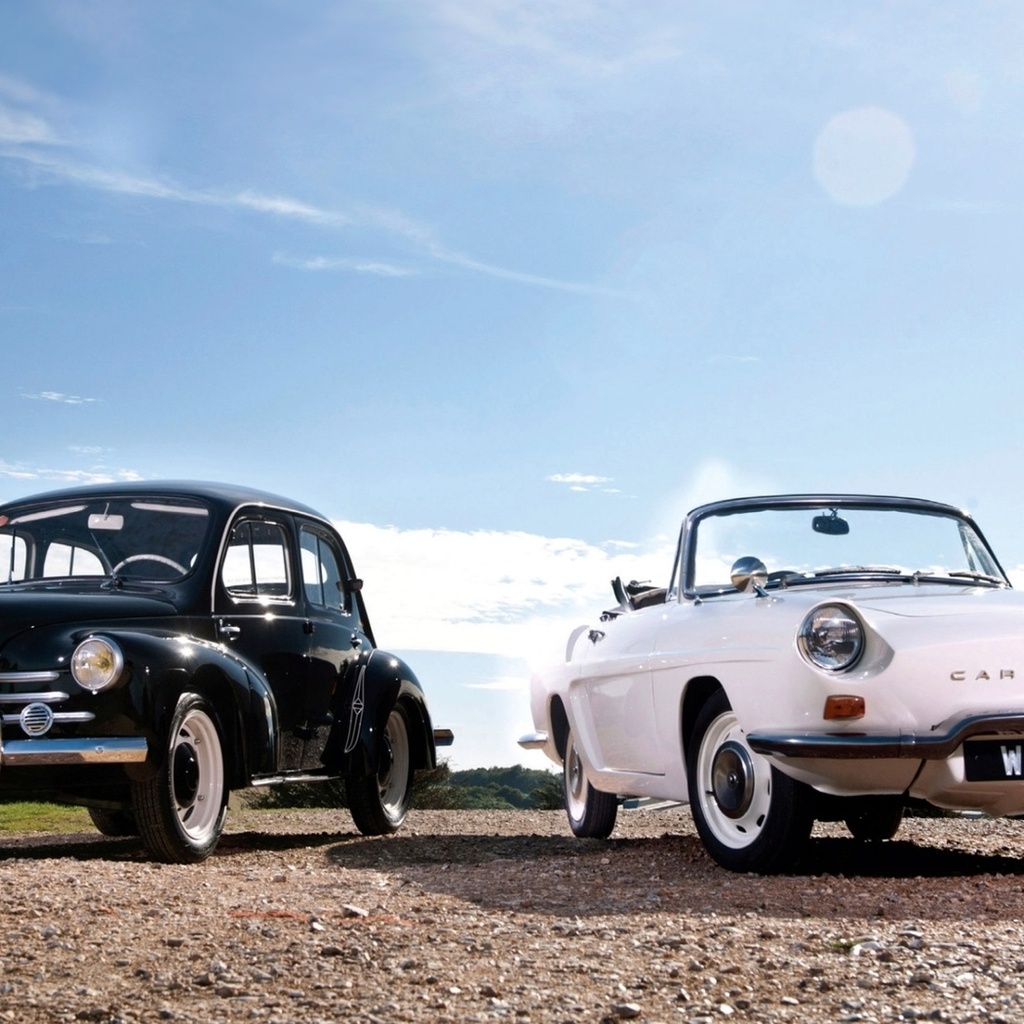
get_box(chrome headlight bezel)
[797,604,864,673]
[71,636,125,693]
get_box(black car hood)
[0,586,181,645]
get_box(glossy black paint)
[0,481,442,814]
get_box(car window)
[0,533,27,582]
[221,519,293,601]
[43,542,105,577]
[299,527,344,611]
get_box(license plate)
[964,739,1024,781]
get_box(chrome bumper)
[0,736,149,767]
[747,711,1024,761]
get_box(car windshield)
[689,502,1005,594]
[0,496,212,583]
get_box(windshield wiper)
[946,570,1006,586]
[811,565,906,578]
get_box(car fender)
[66,627,281,786]
[326,649,437,777]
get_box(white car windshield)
[0,497,211,583]
[690,503,1004,594]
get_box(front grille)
[0,686,95,738]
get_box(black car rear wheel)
[132,691,228,864]
[347,704,413,835]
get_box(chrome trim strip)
[0,737,148,766]
[1,711,95,725]
[0,672,62,686]
[748,711,1024,761]
[517,730,549,750]
[0,691,70,704]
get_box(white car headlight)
[798,605,864,672]
[71,637,125,692]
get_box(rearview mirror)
[88,513,124,531]
[812,512,849,536]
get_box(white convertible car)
[520,494,1024,873]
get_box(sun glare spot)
[813,106,916,207]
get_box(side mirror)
[730,556,768,594]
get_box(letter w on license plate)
[964,739,1024,781]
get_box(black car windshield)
[691,503,1005,594]
[0,496,211,583]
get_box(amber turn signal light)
[823,694,865,720]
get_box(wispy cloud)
[0,91,619,296]
[20,390,102,405]
[0,462,142,485]
[546,472,620,494]
[273,253,419,278]
[434,1,685,78]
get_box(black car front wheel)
[132,691,228,864]
[347,704,413,835]
[687,689,812,873]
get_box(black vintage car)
[0,481,451,862]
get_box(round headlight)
[798,605,864,672]
[71,637,124,693]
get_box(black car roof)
[0,480,328,522]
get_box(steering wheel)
[112,554,188,575]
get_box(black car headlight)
[798,605,864,672]
[71,637,125,692]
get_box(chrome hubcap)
[711,740,755,819]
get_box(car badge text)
[950,669,1015,681]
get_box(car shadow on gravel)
[313,830,1024,876]
[2,827,1023,883]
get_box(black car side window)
[221,519,292,601]
[299,527,344,612]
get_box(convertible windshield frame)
[671,494,1009,601]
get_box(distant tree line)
[249,762,564,811]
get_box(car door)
[297,521,371,762]
[573,610,661,774]
[214,513,324,772]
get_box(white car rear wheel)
[563,728,617,839]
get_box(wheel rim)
[377,709,410,817]
[171,707,224,842]
[564,739,587,820]
[695,710,773,850]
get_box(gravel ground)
[3,807,1024,1023]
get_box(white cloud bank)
[337,519,674,664]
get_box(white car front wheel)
[687,689,812,873]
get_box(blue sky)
[3,3,1024,770]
